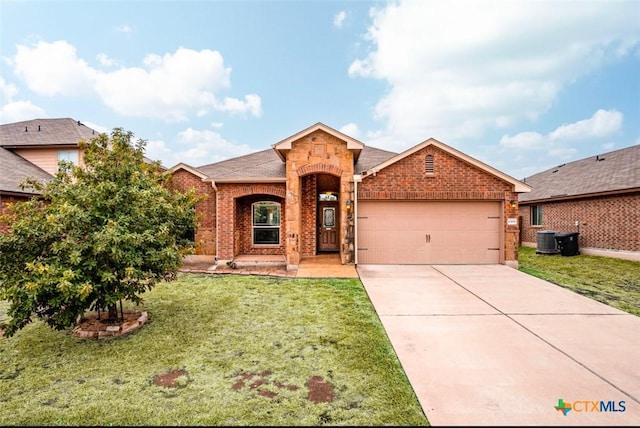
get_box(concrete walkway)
[179,254,358,278]
[357,264,640,426]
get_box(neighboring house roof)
[0,118,102,196]
[0,118,99,148]
[0,147,53,195]
[519,144,640,203]
[362,137,531,193]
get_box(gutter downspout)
[211,180,219,263]
[353,174,362,265]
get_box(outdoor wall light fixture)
[509,199,517,209]
[345,199,352,210]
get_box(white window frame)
[57,149,79,170]
[252,201,281,245]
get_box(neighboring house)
[519,144,640,258]
[168,122,531,270]
[0,118,99,231]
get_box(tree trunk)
[107,303,118,321]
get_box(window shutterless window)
[57,150,79,169]
[531,205,543,226]
[252,201,280,245]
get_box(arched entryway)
[300,173,341,257]
[234,194,286,257]
[316,174,340,252]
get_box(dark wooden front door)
[318,201,339,252]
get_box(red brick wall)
[167,169,216,255]
[216,183,287,260]
[358,145,520,262]
[358,145,513,198]
[235,194,286,256]
[519,192,640,252]
[0,194,30,233]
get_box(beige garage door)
[357,201,501,264]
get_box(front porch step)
[229,255,287,268]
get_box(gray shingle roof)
[519,144,640,202]
[196,146,397,181]
[198,149,286,180]
[0,147,53,194]
[355,146,398,174]
[0,118,99,147]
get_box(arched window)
[252,201,281,245]
[318,191,338,201]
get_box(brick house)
[0,118,98,232]
[518,144,640,258]
[167,122,531,270]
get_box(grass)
[518,246,640,317]
[0,273,428,426]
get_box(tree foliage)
[0,128,199,337]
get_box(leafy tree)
[0,128,199,337]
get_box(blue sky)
[1,0,638,179]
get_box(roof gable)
[519,144,640,202]
[363,138,531,193]
[165,163,208,180]
[272,122,364,162]
[0,147,53,195]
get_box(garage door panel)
[357,201,501,265]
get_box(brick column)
[285,174,301,269]
[216,187,235,262]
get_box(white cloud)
[334,10,347,28]
[350,0,640,150]
[0,77,18,100]
[9,41,262,122]
[96,53,117,67]
[81,120,109,134]
[0,100,46,124]
[499,131,547,149]
[339,122,360,139]
[115,25,133,34]
[145,127,254,168]
[0,77,46,123]
[12,40,96,96]
[549,109,623,141]
[500,109,623,150]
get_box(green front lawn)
[518,246,640,317]
[0,274,428,426]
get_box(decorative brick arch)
[297,163,344,177]
[228,184,286,199]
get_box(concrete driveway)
[357,264,640,426]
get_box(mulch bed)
[153,369,187,388]
[76,309,143,332]
[230,371,333,403]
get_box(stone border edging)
[72,311,148,339]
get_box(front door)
[318,201,339,252]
